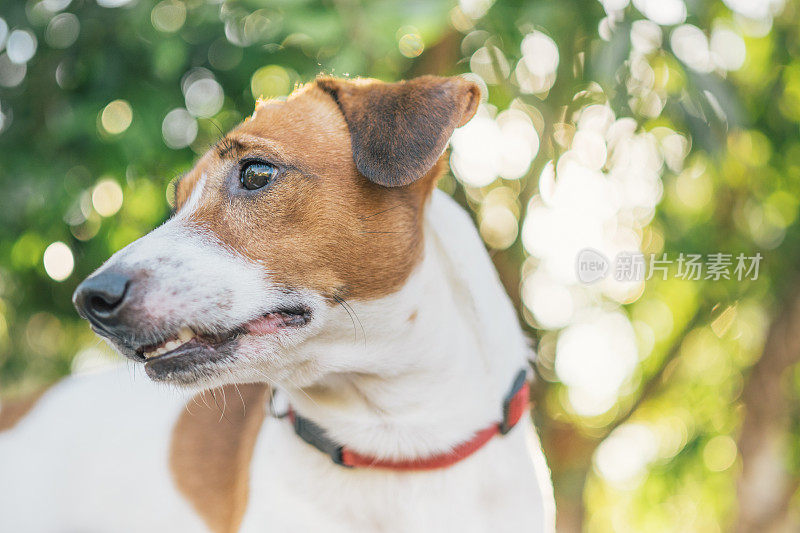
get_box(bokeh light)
[600,0,631,11]
[208,38,243,70]
[633,0,687,25]
[0,101,8,135]
[522,271,576,329]
[100,99,132,135]
[516,31,558,93]
[555,311,639,416]
[6,29,36,64]
[459,0,494,20]
[521,31,559,77]
[45,13,80,49]
[595,423,658,487]
[479,203,518,249]
[722,0,783,20]
[710,26,746,71]
[97,0,135,7]
[703,435,738,472]
[398,29,424,58]
[470,46,510,85]
[450,105,539,187]
[25,313,64,356]
[151,0,187,33]
[630,20,662,54]
[42,242,74,281]
[0,18,7,52]
[162,108,197,149]
[92,179,124,217]
[250,65,291,100]
[241,10,275,45]
[185,77,224,118]
[0,53,26,87]
[671,24,713,73]
[40,0,72,12]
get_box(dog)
[0,75,555,532]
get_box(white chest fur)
[240,417,552,533]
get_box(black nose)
[73,271,131,326]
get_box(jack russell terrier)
[0,75,555,532]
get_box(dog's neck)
[280,191,530,460]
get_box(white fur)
[0,365,207,532]
[0,191,554,532]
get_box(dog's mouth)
[134,307,311,364]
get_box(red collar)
[284,370,530,471]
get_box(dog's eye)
[240,162,277,190]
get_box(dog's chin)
[108,307,313,387]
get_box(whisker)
[359,205,401,220]
[208,118,226,141]
[346,301,368,350]
[184,396,197,416]
[250,368,322,411]
[333,294,358,342]
[220,385,228,420]
[199,389,211,409]
[281,373,323,410]
[334,295,367,349]
[230,376,246,416]
[210,388,230,423]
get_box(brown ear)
[316,75,480,187]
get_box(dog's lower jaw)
[144,345,236,386]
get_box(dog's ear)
[316,75,481,187]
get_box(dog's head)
[72,75,479,387]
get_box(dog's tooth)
[178,327,193,343]
[142,328,196,361]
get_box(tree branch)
[736,281,800,532]
[603,304,707,437]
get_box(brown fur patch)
[173,76,478,302]
[170,384,270,533]
[0,387,51,433]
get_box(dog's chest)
[239,418,550,533]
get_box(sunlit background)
[1,0,799,531]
